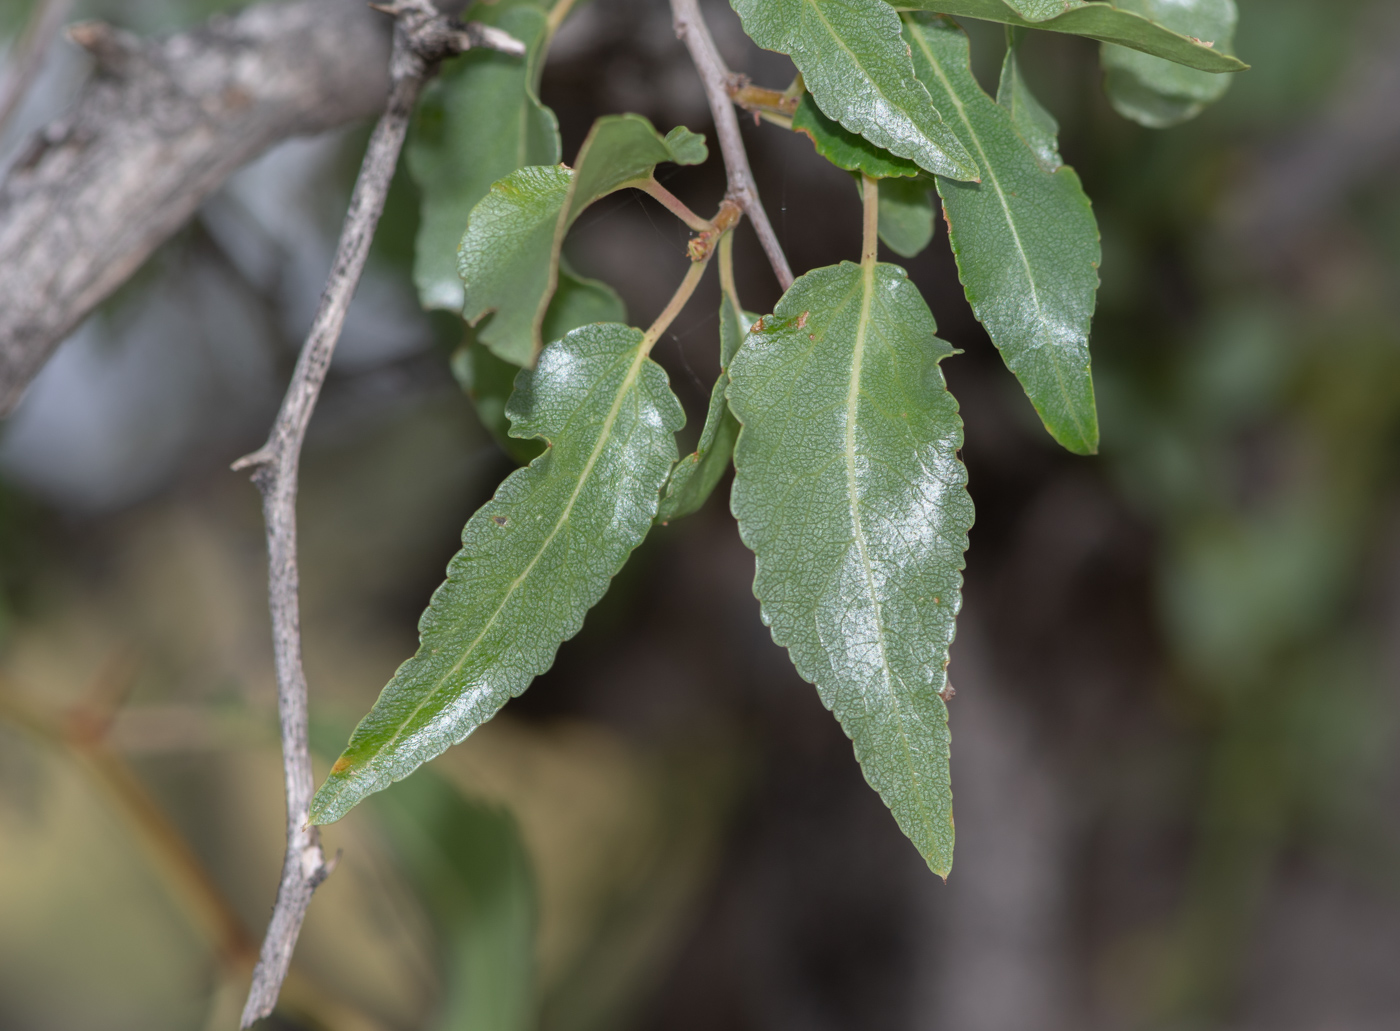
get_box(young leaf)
[656,289,751,523]
[728,261,973,877]
[311,323,684,823]
[730,0,978,181]
[893,0,1247,72]
[877,177,936,258]
[458,115,707,366]
[1101,0,1238,127]
[407,2,559,312]
[906,13,1101,454]
[996,27,1062,172]
[792,94,923,180]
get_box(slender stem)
[230,2,523,1024]
[669,0,794,291]
[861,173,880,267]
[544,0,578,39]
[729,82,799,117]
[643,253,713,353]
[718,229,743,315]
[636,176,712,232]
[755,111,793,131]
[0,0,71,136]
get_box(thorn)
[231,447,273,472]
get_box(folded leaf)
[906,13,1101,454]
[877,177,935,258]
[996,27,1062,172]
[1101,0,1238,127]
[728,261,972,876]
[893,0,1247,72]
[657,291,751,523]
[312,323,684,823]
[407,2,558,312]
[730,0,978,181]
[458,115,706,366]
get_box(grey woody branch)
[0,0,395,417]
[669,0,794,291]
[230,3,522,1026]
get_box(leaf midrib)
[369,343,650,766]
[844,262,936,845]
[908,17,1089,445]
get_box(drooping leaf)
[454,266,626,465]
[996,27,1062,172]
[656,292,752,523]
[407,2,559,312]
[893,0,1247,72]
[906,13,1101,454]
[1101,0,1238,127]
[312,323,684,823]
[375,774,536,1031]
[877,177,935,258]
[791,93,922,179]
[458,115,707,366]
[730,0,978,181]
[728,261,972,876]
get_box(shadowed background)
[1,0,1399,1029]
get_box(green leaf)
[906,13,1101,454]
[877,177,935,258]
[996,27,1062,172]
[728,261,972,876]
[458,164,572,367]
[730,0,978,180]
[455,267,626,465]
[312,323,684,823]
[407,3,559,312]
[893,0,1247,72]
[656,293,752,523]
[458,115,707,366]
[1101,0,1238,127]
[792,93,923,179]
[375,774,536,1031]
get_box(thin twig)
[669,0,794,291]
[230,3,522,1025]
[0,0,71,136]
[635,176,713,232]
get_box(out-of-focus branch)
[0,0,72,135]
[229,3,522,1025]
[0,0,396,417]
[669,0,794,292]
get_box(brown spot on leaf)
[330,755,353,775]
[493,515,508,527]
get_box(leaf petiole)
[643,248,714,354]
[634,176,713,232]
[861,173,880,266]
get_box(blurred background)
[2,0,1399,1028]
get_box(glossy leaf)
[730,0,978,180]
[996,27,1062,172]
[407,2,558,312]
[906,13,1101,454]
[877,177,935,258]
[1101,0,1238,127]
[728,261,972,876]
[894,0,1247,72]
[312,323,684,823]
[453,266,624,465]
[792,93,922,179]
[656,291,751,523]
[458,115,706,366]
[375,774,536,1031]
